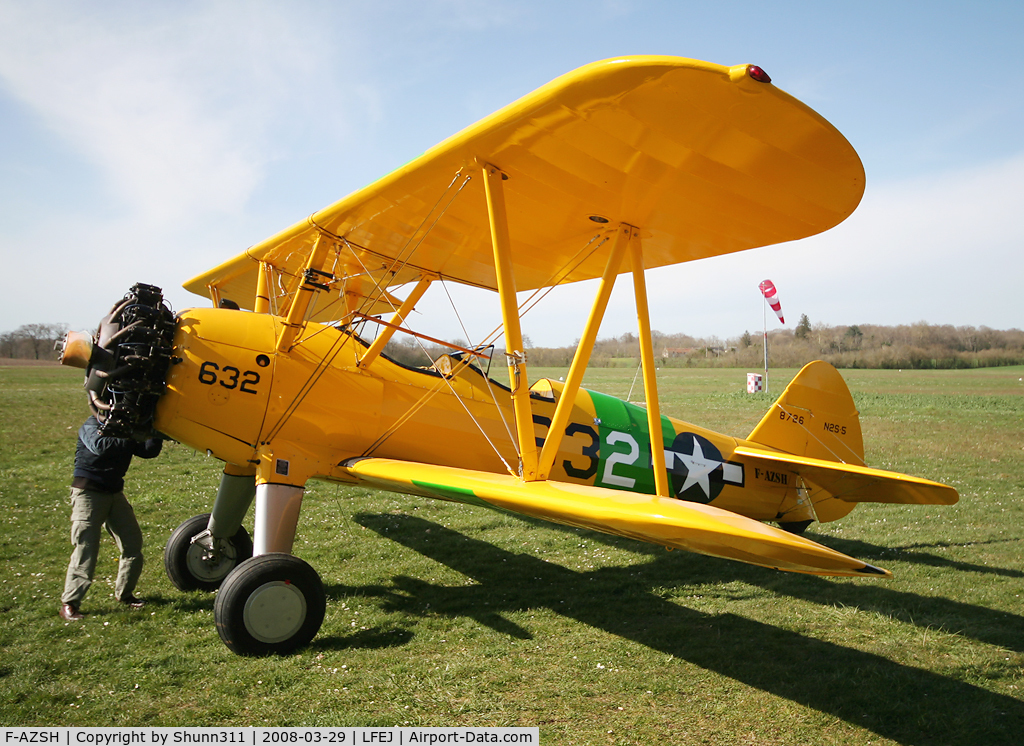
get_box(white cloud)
[0,1,353,224]
[637,152,1024,340]
[0,1,380,331]
[776,152,1024,331]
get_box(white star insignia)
[668,436,722,498]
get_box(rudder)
[747,361,864,523]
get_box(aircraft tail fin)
[747,361,865,466]
[747,361,865,523]
[745,362,958,522]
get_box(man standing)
[60,415,163,621]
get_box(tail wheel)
[164,514,253,592]
[778,520,813,535]
[214,553,326,656]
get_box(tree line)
[1,323,69,361]
[524,318,1024,370]
[379,319,1024,371]
[5,318,1023,370]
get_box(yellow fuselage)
[155,308,804,524]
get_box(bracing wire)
[261,166,620,478]
[771,401,862,465]
[262,171,473,447]
[362,229,614,466]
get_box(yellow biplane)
[60,56,958,655]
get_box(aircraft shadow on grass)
[145,594,413,653]
[332,513,1024,746]
[507,515,1024,654]
[823,535,1024,579]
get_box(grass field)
[2,363,1023,744]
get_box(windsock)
[759,280,785,324]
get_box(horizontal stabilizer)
[734,446,959,505]
[340,457,890,578]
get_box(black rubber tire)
[214,553,326,656]
[164,513,253,592]
[778,519,814,535]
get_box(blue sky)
[1,1,1021,346]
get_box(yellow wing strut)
[358,274,435,369]
[254,262,272,314]
[482,163,539,480]
[276,233,334,353]
[630,232,670,498]
[537,224,631,479]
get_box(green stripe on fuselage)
[586,389,675,495]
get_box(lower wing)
[339,457,889,578]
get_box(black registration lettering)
[779,410,805,426]
[532,414,551,448]
[823,422,848,435]
[240,370,260,394]
[219,365,240,389]
[197,360,260,395]
[198,360,219,384]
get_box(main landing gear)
[214,553,326,656]
[164,480,327,656]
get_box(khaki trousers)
[61,486,144,605]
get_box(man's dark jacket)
[72,416,163,493]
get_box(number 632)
[198,361,260,394]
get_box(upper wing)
[340,456,888,578]
[734,446,960,505]
[185,56,864,319]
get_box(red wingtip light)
[747,65,772,84]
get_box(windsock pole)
[758,279,784,395]
[763,297,768,394]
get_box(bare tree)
[0,332,18,358]
[10,323,69,360]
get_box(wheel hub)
[242,581,308,644]
[185,539,238,583]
